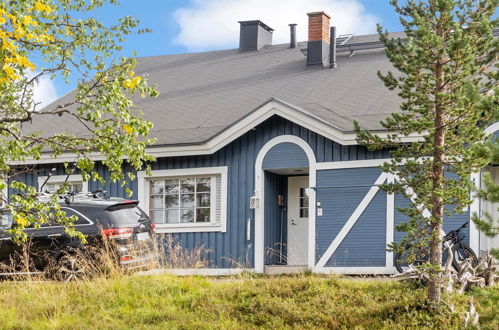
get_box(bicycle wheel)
[394,244,429,273]
[452,244,478,270]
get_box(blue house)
[11,12,499,275]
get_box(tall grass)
[159,235,210,269]
[0,274,497,329]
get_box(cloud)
[31,74,58,110]
[173,0,379,51]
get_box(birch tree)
[0,0,158,241]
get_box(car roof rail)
[36,189,111,204]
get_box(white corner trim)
[467,121,498,253]
[469,171,481,253]
[254,135,317,273]
[315,172,388,269]
[137,166,228,233]
[386,174,395,268]
[136,268,253,276]
[0,171,7,206]
[37,174,88,193]
[314,266,398,275]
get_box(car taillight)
[102,227,133,239]
[151,222,156,232]
[120,255,132,262]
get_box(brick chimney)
[307,11,331,66]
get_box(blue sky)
[41,0,404,103]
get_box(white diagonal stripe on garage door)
[315,172,389,269]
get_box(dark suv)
[0,195,158,280]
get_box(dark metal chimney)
[330,26,337,68]
[289,24,297,48]
[238,20,274,51]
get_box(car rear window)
[104,203,149,226]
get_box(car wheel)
[57,254,87,282]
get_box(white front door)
[287,176,309,266]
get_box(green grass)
[0,274,497,329]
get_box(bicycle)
[394,222,478,273]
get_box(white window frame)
[37,174,88,194]
[137,166,228,233]
[0,171,7,207]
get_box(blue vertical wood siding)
[264,171,287,265]
[262,142,308,170]
[330,191,387,267]
[10,115,394,269]
[315,167,385,267]
[394,195,470,246]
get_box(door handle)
[291,219,297,225]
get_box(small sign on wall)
[250,196,259,209]
[317,207,323,216]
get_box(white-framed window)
[137,167,228,233]
[37,174,88,194]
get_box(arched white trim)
[254,135,317,273]
[484,121,499,134]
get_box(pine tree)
[355,0,498,305]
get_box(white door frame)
[254,135,317,273]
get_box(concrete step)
[264,265,308,275]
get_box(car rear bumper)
[119,252,159,270]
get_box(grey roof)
[28,32,408,146]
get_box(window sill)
[155,222,226,233]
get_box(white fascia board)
[316,159,392,170]
[12,100,424,165]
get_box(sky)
[37,0,404,106]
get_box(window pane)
[164,179,179,194]
[165,209,179,223]
[196,193,211,207]
[300,197,309,208]
[151,195,164,209]
[300,208,309,218]
[72,184,83,193]
[151,180,165,194]
[46,183,58,193]
[196,208,210,222]
[181,194,195,208]
[0,212,13,232]
[180,179,195,193]
[165,194,179,208]
[196,178,210,192]
[180,209,194,223]
[150,210,164,224]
